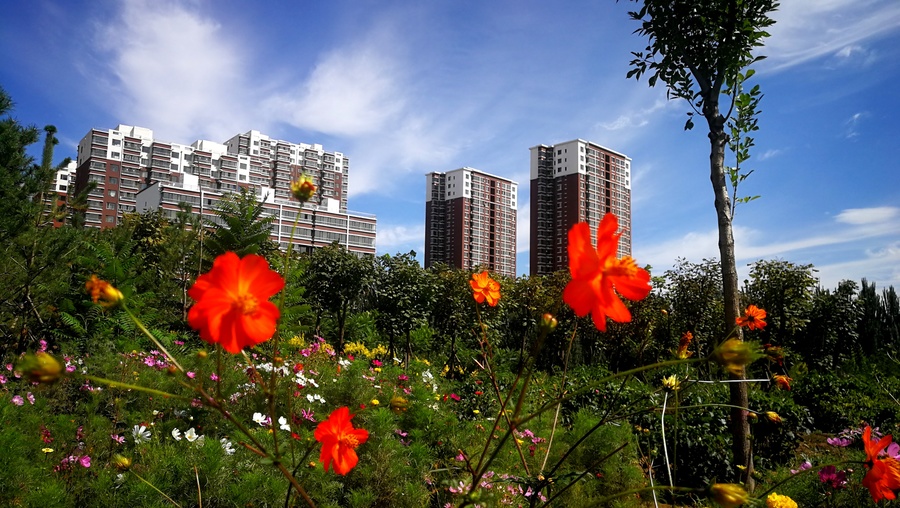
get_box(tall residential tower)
[425,167,517,278]
[529,139,631,276]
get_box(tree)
[742,259,817,350]
[305,243,374,351]
[372,251,431,366]
[624,0,779,486]
[202,187,278,268]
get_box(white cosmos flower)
[221,438,236,455]
[305,393,325,404]
[171,428,182,441]
[132,425,151,444]
[252,412,270,426]
[185,428,203,443]
[278,416,290,431]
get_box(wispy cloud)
[843,112,869,139]
[757,148,784,161]
[638,206,900,286]
[763,0,900,72]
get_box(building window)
[105,215,115,223]
[108,190,116,197]
[106,202,116,210]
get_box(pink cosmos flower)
[11,395,24,406]
[79,455,91,468]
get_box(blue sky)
[2,0,898,289]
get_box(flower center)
[604,256,639,278]
[340,433,360,449]
[232,293,259,315]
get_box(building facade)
[425,167,517,278]
[72,125,376,256]
[529,139,631,276]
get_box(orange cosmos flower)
[470,271,501,306]
[676,331,695,359]
[736,305,767,330]
[290,175,317,203]
[773,374,792,390]
[314,406,370,475]
[85,275,124,307]
[862,425,900,502]
[563,213,651,332]
[187,252,285,354]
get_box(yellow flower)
[766,492,798,508]
[661,375,681,392]
[472,409,480,415]
[370,399,380,406]
[765,411,782,424]
[373,367,382,373]
[42,448,54,454]
[709,483,749,508]
[390,395,409,413]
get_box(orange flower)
[736,305,767,330]
[187,252,284,354]
[562,214,651,332]
[676,331,694,359]
[862,425,900,502]
[85,275,124,307]
[470,271,501,306]
[314,406,369,475]
[773,374,792,391]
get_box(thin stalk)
[194,464,203,508]
[81,375,190,400]
[131,470,183,507]
[661,392,674,491]
[122,304,184,372]
[540,326,578,474]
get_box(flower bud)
[290,175,317,203]
[85,275,124,308]
[765,411,782,424]
[540,313,558,333]
[713,338,762,375]
[709,483,749,508]
[19,352,63,384]
[196,350,208,359]
[113,454,132,470]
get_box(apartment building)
[424,167,517,278]
[529,139,631,276]
[72,125,376,256]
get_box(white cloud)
[763,0,900,72]
[816,241,900,288]
[91,1,256,142]
[376,223,424,254]
[263,31,406,137]
[836,206,899,225]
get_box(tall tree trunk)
[707,108,753,489]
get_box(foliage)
[202,187,278,265]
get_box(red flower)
[736,305,767,330]
[862,425,900,502]
[470,271,501,306]
[314,407,369,475]
[187,253,285,354]
[562,214,651,332]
